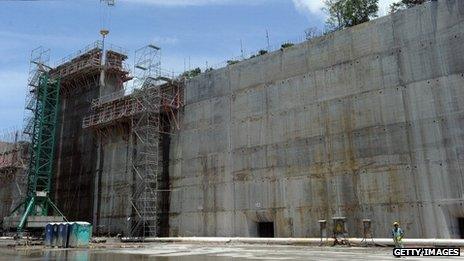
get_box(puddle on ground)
[0,244,433,261]
[0,248,239,261]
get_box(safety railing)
[82,99,144,129]
[55,41,103,66]
[91,89,126,109]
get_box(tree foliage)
[324,0,379,30]
[390,0,428,13]
[249,50,268,60]
[226,60,240,66]
[280,43,294,50]
[181,67,202,79]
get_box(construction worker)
[391,221,404,248]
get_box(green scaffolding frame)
[16,73,65,231]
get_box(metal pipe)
[18,196,35,231]
[47,197,68,222]
[99,30,109,89]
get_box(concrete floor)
[1,244,462,260]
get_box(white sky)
[292,0,399,15]
[0,0,402,130]
[124,0,399,15]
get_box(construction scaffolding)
[82,95,142,129]
[24,47,50,136]
[50,41,131,97]
[82,82,183,131]
[130,89,162,237]
[0,129,29,228]
[130,45,163,237]
[21,73,61,222]
[0,130,28,190]
[8,47,66,231]
[81,44,183,237]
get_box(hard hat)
[393,221,399,226]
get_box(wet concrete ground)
[0,243,462,260]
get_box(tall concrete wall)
[170,0,464,238]
[0,171,25,226]
[94,128,133,236]
[54,84,99,223]
[0,142,27,225]
[53,51,133,236]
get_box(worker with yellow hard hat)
[391,221,404,248]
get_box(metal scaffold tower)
[80,42,183,237]
[13,47,65,231]
[130,45,162,237]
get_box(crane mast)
[99,0,115,88]
[11,48,65,232]
[12,0,117,232]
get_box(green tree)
[226,60,240,66]
[181,67,202,79]
[324,0,379,30]
[280,43,295,50]
[390,0,428,13]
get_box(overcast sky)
[0,0,398,131]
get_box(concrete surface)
[53,72,99,224]
[40,0,464,239]
[51,50,133,236]
[95,128,133,236]
[121,237,464,247]
[0,243,462,260]
[2,216,63,229]
[0,141,27,228]
[170,0,464,238]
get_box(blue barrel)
[44,223,54,247]
[51,223,60,247]
[68,222,92,248]
[58,223,70,248]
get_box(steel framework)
[0,130,28,194]
[82,83,182,131]
[14,48,65,231]
[25,74,60,204]
[0,130,28,220]
[80,44,183,237]
[24,47,50,136]
[0,130,27,173]
[82,95,142,129]
[51,41,130,97]
[130,45,163,237]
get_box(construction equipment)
[18,73,63,230]
[332,216,350,246]
[81,43,183,237]
[129,45,163,237]
[5,0,118,233]
[7,48,66,232]
[99,0,115,88]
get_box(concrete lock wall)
[0,142,25,222]
[52,52,133,235]
[94,129,133,236]
[54,85,99,224]
[0,170,26,224]
[169,0,464,238]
